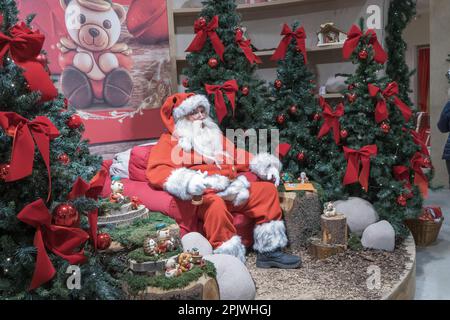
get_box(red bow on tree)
[409,129,430,156]
[17,199,89,290]
[68,169,108,250]
[317,97,344,145]
[343,25,387,64]
[0,22,57,102]
[235,28,261,64]
[205,79,239,124]
[410,152,429,198]
[275,143,291,159]
[393,165,413,198]
[0,112,59,201]
[343,145,378,192]
[271,24,307,63]
[368,82,412,123]
[185,15,225,61]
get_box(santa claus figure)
[146,93,301,268]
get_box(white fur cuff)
[173,95,211,121]
[216,175,250,206]
[250,153,282,180]
[214,235,246,263]
[163,168,200,200]
[253,220,288,253]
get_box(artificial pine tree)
[0,0,122,299]
[339,20,431,236]
[182,0,270,132]
[385,0,416,106]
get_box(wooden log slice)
[320,214,348,247]
[309,237,346,260]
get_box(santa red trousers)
[197,181,283,249]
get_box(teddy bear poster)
[16,0,171,144]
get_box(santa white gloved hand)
[266,166,280,187]
[187,171,209,196]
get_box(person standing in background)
[437,99,450,188]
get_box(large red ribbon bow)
[276,143,291,159]
[185,15,225,61]
[368,82,412,123]
[68,169,108,250]
[317,97,344,144]
[342,25,387,64]
[205,79,239,124]
[343,145,378,192]
[235,28,261,64]
[17,199,89,290]
[0,112,59,201]
[0,22,57,102]
[410,152,429,198]
[271,24,307,63]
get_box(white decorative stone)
[361,220,395,252]
[204,254,256,300]
[333,197,379,236]
[181,232,213,256]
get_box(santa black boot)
[253,220,301,269]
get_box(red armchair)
[100,145,256,247]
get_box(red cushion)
[128,145,153,182]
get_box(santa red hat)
[160,93,211,133]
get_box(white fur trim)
[216,175,250,206]
[250,153,282,180]
[203,174,231,191]
[173,95,211,121]
[214,235,246,263]
[253,220,288,253]
[163,168,200,200]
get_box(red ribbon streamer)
[368,82,412,123]
[17,199,89,290]
[0,112,59,201]
[0,22,57,102]
[343,145,378,192]
[271,24,307,63]
[410,129,430,156]
[317,97,344,144]
[185,15,225,61]
[276,143,291,158]
[410,152,429,198]
[342,25,387,64]
[205,79,239,124]
[235,29,261,64]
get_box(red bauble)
[241,86,249,96]
[397,195,407,207]
[340,129,348,139]
[0,163,10,180]
[276,114,286,125]
[348,84,355,90]
[423,157,432,168]
[358,49,368,60]
[313,113,321,121]
[197,17,207,28]
[288,105,297,115]
[66,114,82,129]
[208,57,218,68]
[182,78,189,88]
[58,153,70,165]
[381,122,390,134]
[347,93,357,103]
[296,152,305,162]
[53,203,79,227]
[274,80,282,90]
[97,233,112,250]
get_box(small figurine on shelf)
[178,252,193,272]
[189,248,203,265]
[323,202,337,217]
[281,172,294,183]
[143,237,158,256]
[317,22,347,47]
[165,256,181,278]
[110,176,125,203]
[130,196,142,210]
[298,172,309,184]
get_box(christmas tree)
[339,20,431,235]
[264,21,346,201]
[0,1,121,299]
[385,0,416,106]
[182,0,270,132]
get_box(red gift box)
[419,206,443,221]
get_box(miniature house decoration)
[317,22,347,47]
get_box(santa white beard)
[174,117,230,164]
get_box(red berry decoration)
[53,203,79,227]
[313,113,321,121]
[358,49,368,60]
[288,105,297,115]
[397,195,407,207]
[66,114,82,129]
[381,122,390,134]
[58,153,70,165]
[182,78,189,88]
[296,152,305,162]
[0,163,10,181]
[97,233,112,250]
[347,93,357,103]
[340,129,348,139]
[208,57,218,68]
[197,17,207,28]
[274,79,282,90]
[241,86,249,96]
[276,114,286,125]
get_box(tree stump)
[123,274,220,300]
[279,191,322,250]
[320,214,348,247]
[309,238,346,260]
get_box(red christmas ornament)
[288,105,297,115]
[97,233,112,250]
[66,114,82,129]
[348,84,355,90]
[358,49,368,60]
[296,152,305,162]
[197,17,207,28]
[53,203,79,227]
[241,86,249,96]
[274,79,282,90]
[208,57,218,68]
[58,153,70,165]
[182,78,189,88]
[276,114,286,125]
[397,195,407,207]
[423,157,432,168]
[340,129,348,139]
[347,93,357,103]
[0,163,10,180]
[381,122,390,134]
[313,113,321,121]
